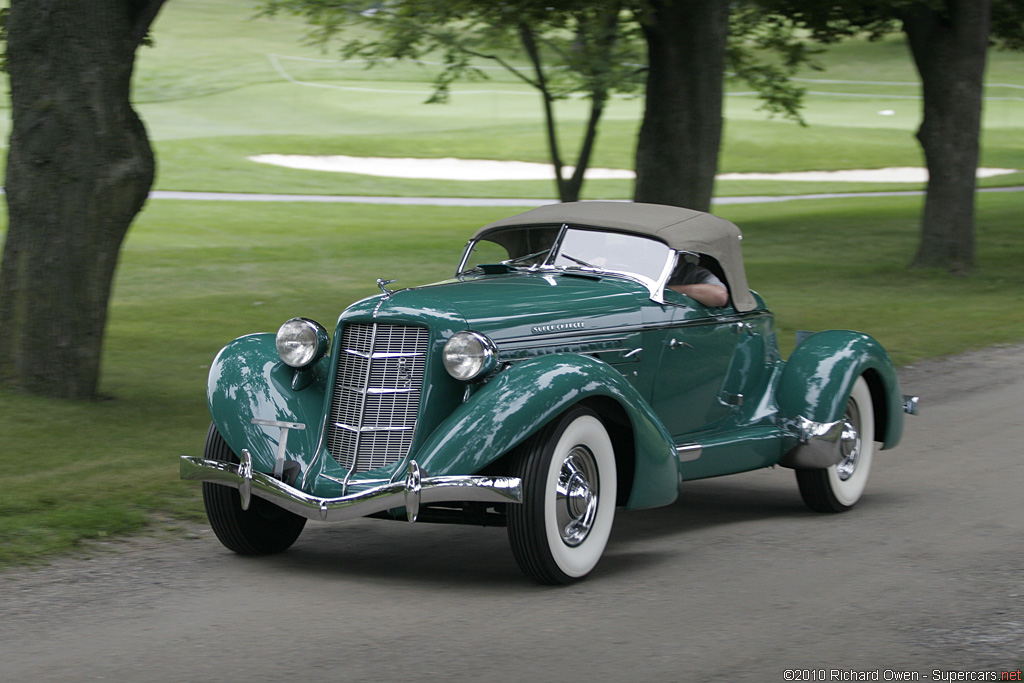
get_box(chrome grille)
[326,323,429,472]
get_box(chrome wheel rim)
[836,400,862,481]
[555,445,600,547]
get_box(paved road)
[149,185,1024,206]
[3,345,1023,681]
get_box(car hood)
[344,272,646,342]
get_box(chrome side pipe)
[180,454,522,523]
[902,394,920,416]
[781,392,920,470]
[779,415,848,470]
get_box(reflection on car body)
[181,202,918,584]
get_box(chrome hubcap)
[555,446,599,547]
[836,400,862,481]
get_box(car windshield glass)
[461,226,559,271]
[550,228,671,284]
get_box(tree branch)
[440,38,541,90]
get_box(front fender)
[206,333,330,474]
[411,354,679,510]
[777,330,904,449]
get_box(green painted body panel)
[389,272,645,342]
[409,353,679,510]
[207,333,330,475]
[680,426,783,481]
[777,330,905,449]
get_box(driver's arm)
[668,283,729,307]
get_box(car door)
[648,293,740,438]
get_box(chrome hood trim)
[180,454,522,523]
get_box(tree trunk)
[563,4,620,204]
[562,93,608,203]
[633,0,729,212]
[0,0,165,399]
[520,13,619,204]
[902,0,992,274]
[518,24,572,202]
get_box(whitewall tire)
[796,376,875,513]
[507,406,617,584]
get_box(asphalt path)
[2,344,1023,681]
[149,185,1024,206]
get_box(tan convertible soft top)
[475,201,757,312]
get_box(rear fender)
[777,331,904,449]
[206,334,330,474]
[411,354,679,510]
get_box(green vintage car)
[181,201,918,584]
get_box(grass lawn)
[0,0,1022,566]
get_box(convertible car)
[181,202,918,584]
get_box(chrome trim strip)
[498,341,633,362]
[337,384,416,396]
[181,456,522,523]
[334,422,415,433]
[455,240,474,276]
[676,444,702,462]
[344,348,426,360]
[499,335,632,352]
[494,311,773,348]
[252,418,306,431]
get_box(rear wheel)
[507,406,616,584]
[201,423,306,554]
[796,376,875,513]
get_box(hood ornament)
[377,278,397,298]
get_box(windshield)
[551,228,672,284]
[460,225,559,271]
[459,225,674,299]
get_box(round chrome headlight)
[443,330,498,382]
[276,318,329,369]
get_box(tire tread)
[506,406,613,585]
[201,423,306,555]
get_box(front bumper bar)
[180,452,522,523]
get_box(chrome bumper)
[179,451,522,523]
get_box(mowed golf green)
[0,0,1022,565]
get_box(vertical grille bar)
[326,323,428,473]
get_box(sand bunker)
[249,154,633,180]
[717,167,1017,182]
[249,154,1017,183]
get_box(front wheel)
[201,423,306,554]
[796,376,875,513]
[507,406,617,584]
